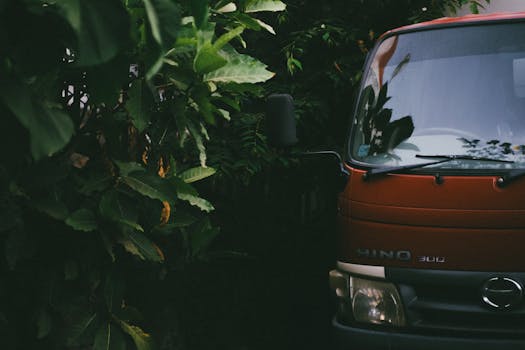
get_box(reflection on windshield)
[461,138,525,160]
[351,23,525,170]
[357,83,414,157]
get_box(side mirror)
[265,94,298,147]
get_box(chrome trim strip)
[337,261,385,279]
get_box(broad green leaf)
[173,178,214,212]
[66,312,100,346]
[99,191,144,232]
[194,43,228,74]
[36,307,52,339]
[118,320,155,350]
[122,172,177,203]
[179,167,216,183]
[104,273,125,312]
[212,26,245,51]
[115,161,146,177]
[119,230,164,262]
[142,0,181,48]
[245,0,286,13]
[56,0,129,66]
[93,322,126,350]
[178,194,214,212]
[187,121,207,167]
[77,175,113,195]
[200,122,210,141]
[127,79,152,132]
[192,85,216,124]
[143,0,161,45]
[255,19,276,34]
[194,26,244,74]
[217,108,231,121]
[173,23,198,49]
[217,2,237,13]
[234,13,261,30]
[65,209,98,232]
[204,52,275,84]
[0,77,74,160]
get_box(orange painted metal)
[337,167,525,271]
[385,11,525,36]
[340,12,525,272]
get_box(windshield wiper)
[362,154,514,181]
[415,154,515,163]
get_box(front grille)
[389,269,525,335]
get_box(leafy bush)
[0,0,285,348]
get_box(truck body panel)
[331,11,525,348]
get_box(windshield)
[350,23,525,170]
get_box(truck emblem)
[356,248,411,261]
[481,277,523,310]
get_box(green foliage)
[0,0,282,348]
[204,49,276,83]
[245,0,287,13]
[56,0,130,66]
[0,76,74,160]
[180,166,217,183]
[93,322,126,350]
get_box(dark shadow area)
[174,159,340,350]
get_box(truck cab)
[330,12,525,350]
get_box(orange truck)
[267,11,525,350]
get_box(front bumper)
[333,318,525,350]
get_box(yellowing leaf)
[160,201,170,226]
[118,320,155,350]
[157,157,170,178]
[118,230,164,263]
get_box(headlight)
[330,271,406,327]
[350,276,405,326]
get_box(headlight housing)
[330,271,406,327]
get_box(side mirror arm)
[301,151,349,177]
